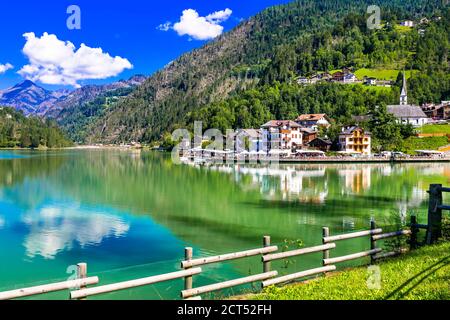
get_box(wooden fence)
[0,184,445,301]
[426,184,449,244]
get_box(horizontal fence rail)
[323,248,382,265]
[323,228,383,243]
[372,229,412,241]
[262,243,336,263]
[71,268,201,300]
[373,249,407,260]
[0,277,99,300]
[440,187,450,192]
[181,271,278,299]
[438,205,450,210]
[262,266,336,287]
[181,246,278,268]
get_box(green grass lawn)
[253,242,450,300]
[347,83,392,93]
[419,124,450,135]
[354,68,418,81]
[400,136,449,154]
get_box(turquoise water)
[0,149,447,299]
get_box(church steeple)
[400,72,408,105]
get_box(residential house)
[332,71,345,82]
[321,72,332,82]
[234,129,262,152]
[343,72,357,83]
[261,120,302,153]
[401,20,414,27]
[308,75,320,85]
[300,127,318,145]
[422,102,450,120]
[338,126,372,156]
[296,114,332,130]
[307,138,332,152]
[364,77,377,86]
[387,73,428,127]
[331,70,357,83]
[297,77,309,85]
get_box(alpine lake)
[0,149,448,299]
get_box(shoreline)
[1,147,449,163]
[181,156,450,164]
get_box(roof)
[400,72,407,97]
[299,127,317,134]
[307,138,332,145]
[352,115,373,123]
[236,129,261,139]
[296,114,330,122]
[261,120,300,128]
[387,105,428,118]
[340,126,372,136]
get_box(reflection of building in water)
[338,168,372,193]
[396,187,427,221]
[445,168,450,183]
[22,206,130,259]
[208,165,328,203]
[342,217,356,230]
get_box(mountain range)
[0,75,147,118]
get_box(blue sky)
[0,0,292,90]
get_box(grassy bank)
[400,136,449,154]
[252,242,450,300]
[419,124,450,135]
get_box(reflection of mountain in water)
[22,205,130,259]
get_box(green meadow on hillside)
[354,69,418,81]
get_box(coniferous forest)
[0,107,72,148]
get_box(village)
[181,74,450,162]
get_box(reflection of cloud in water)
[22,206,130,259]
[0,215,4,229]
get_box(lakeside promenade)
[182,155,450,165]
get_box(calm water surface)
[0,150,448,299]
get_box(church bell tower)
[400,72,408,105]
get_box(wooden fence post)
[322,227,329,266]
[76,263,87,300]
[263,236,271,273]
[370,220,376,265]
[426,184,443,244]
[410,215,418,250]
[184,247,193,292]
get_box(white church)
[387,73,428,127]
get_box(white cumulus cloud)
[18,32,133,87]
[162,8,232,41]
[0,63,13,74]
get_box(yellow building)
[338,126,371,155]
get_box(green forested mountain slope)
[0,107,72,148]
[84,0,448,144]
